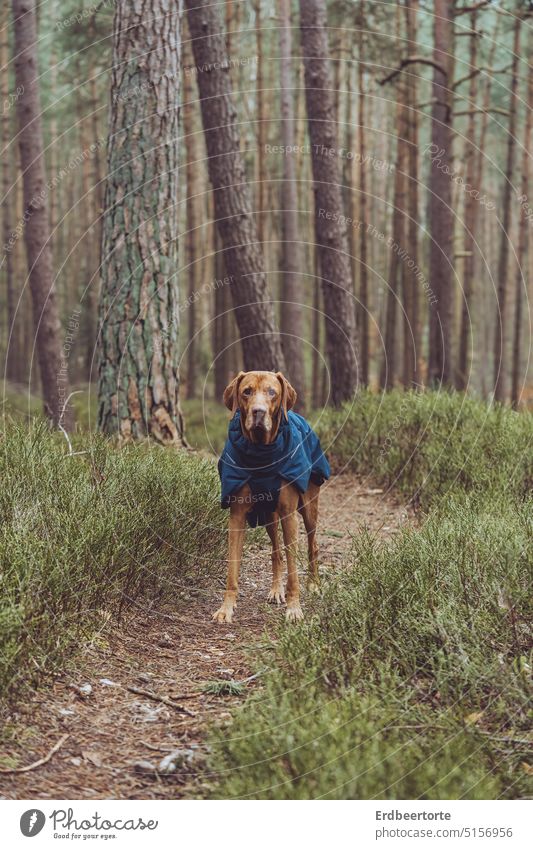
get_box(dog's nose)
[252,406,267,422]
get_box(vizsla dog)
[215,371,330,623]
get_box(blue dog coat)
[218,410,330,527]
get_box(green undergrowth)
[315,389,532,509]
[207,392,532,799]
[0,422,225,700]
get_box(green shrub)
[207,392,533,799]
[208,497,532,799]
[315,390,532,508]
[0,423,225,698]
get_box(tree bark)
[299,0,358,404]
[12,0,72,427]
[493,14,521,403]
[456,8,479,391]
[255,0,267,245]
[427,0,454,386]
[183,26,199,399]
[279,0,305,407]
[380,70,408,390]
[185,0,285,373]
[402,0,420,387]
[358,0,369,385]
[84,69,103,379]
[1,5,18,382]
[97,0,185,444]
[511,57,532,409]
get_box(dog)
[215,370,330,623]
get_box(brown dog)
[214,370,321,624]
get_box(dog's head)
[223,370,297,444]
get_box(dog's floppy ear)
[276,372,297,420]
[223,371,246,412]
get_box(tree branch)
[454,1,491,17]
[379,56,447,86]
[454,107,510,117]
[0,734,69,774]
[453,64,513,89]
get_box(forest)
[0,0,531,803]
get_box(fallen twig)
[140,740,176,753]
[125,685,196,716]
[0,734,69,774]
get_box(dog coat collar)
[218,410,330,527]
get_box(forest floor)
[0,474,409,800]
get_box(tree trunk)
[84,69,103,378]
[493,14,521,403]
[402,0,420,387]
[255,0,267,245]
[511,59,532,409]
[358,0,369,385]
[183,27,199,399]
[279,0,305,407]
[185,0,285,373]
[380,72,408,390]
[97,0,185,444]
[456,8,479,391]
[210,0,238,400]
[12,0,72,427]
[427,0,454,386]
[1,5,18,382]
[299,0,358,404]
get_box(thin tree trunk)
[279,0,305,407]
[380,25,408,391]
[1,5,18,382]
[358,0,369,385]
[210,0,237,400]
[85,70,102,378]
[299,0,358,404]
[97,0,184,444]
[12,0,72,427]
[183,27,199,399]
[185,0,285,373]
[465,17,499,397]
[427,0,454,386]
[493,14,521,403]
[456,8,479,391]
[403,0,420,387]
[255,0,267,244]
[511,61,532,408]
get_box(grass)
[0,422,226,700]
[206,391,532,799]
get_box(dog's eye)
[242,388,252,396]
[268,388,277,397]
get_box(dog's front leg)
[213,493,247,624]
[266,515,285,604]
[278,485,303,621]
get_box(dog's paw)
[307,579,320,594]
[285,604,303,622]
[212,607,233,624]
[267,586,286,605]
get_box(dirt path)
[0,475,408,800]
